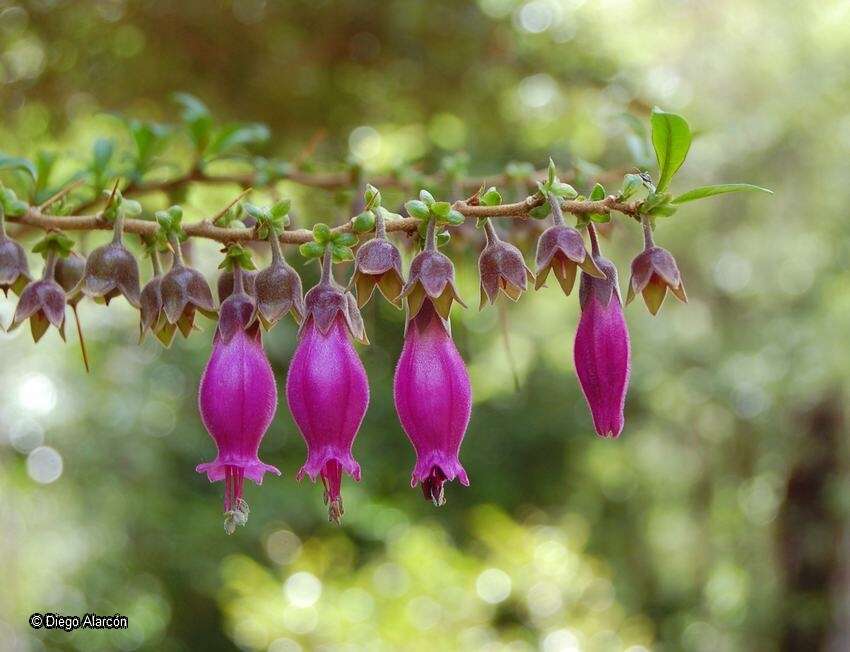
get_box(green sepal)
[299,242,325,259]
[332,244,354,263]
[481,187,502,206]
[218,243,256,271]
[32,232,75,259]
[333,232,357,247]
[352,210,376,233]
[405,199,431,220]
[312,223,332,244]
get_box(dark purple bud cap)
[478,239,534,308]
[139,276,167,344]
[400,249,466,320]
[160,264,217,337]
[353,238,404,308]
[254,259,305,328]
[534,225,603,295]
[8,279,67,342]
[0,237,31,296]
[55,253,86,306]
[77,242,141,308]
[217,292,258,344]
[626,246,687,314]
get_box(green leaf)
[352,211,375,233]
[299,242,325,259]
[405,199,430,220]
[173,92,214,153]
[334,232,357,247]
[332,245,354,263]
[651,107,691,192]
[618,173,644,200]
[529,205,551,220]
[431,201,452,219]
[419,189,435,206]
[445,209,465,226]
[364,184,382,210]
[437,232,451,247]
[32,232,74,258]
[0,154,37,180]
[206,123,270,159]
[481,187,502,206]
[312,223,332,243]
[547,158,557,185]
[270,199,291,218]
[671,183,773,204]
[552,182,577,199]
[590,183,605,201]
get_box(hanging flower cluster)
[0,102,772,532]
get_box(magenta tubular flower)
[286,281,369,523]
[394,299,472,505]
[197,285,280,533]
[573,252,631,438]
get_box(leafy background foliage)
[0,1,847,651]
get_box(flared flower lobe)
[626,245,687,315]
[535,225,603,296]
[0,237,31,296]
[8,279,67,342]
[478,238,534,308]
[76,242,141,307]
[254,259,305,328]
[352,238,405,308]
[160,264,217,339]
[574,256,631,438]
[393,299,472,505]
[400,249,466,321]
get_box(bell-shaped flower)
[0,235,31,296]
[254,255,304,329]
[7,253,67,343]
[285,282,369,523]
[196,288,280,533]
[55,254,85,306]
[352,238,404,308]
[75,241,141,307]
[478,221,534,308]
[160,261,217,340]
[393,299,472,505]
[400,249,466,321]
[626,245,687,314]
[535,224,604,295]
[574,255,631,438]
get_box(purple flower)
[196,290,280,533]
[76,242,141,307]
[217,269,257,302]
[393,299,472,505]
[574,255,631,438]
[352,238,405,308]
[160,262,217,340]
[626,245,687,315]
[0,235,31,296]
[535,224,603,295]
[400,249,466,321]
[285,283,369,523]
[478,221,534,308]
[7,278,67,342]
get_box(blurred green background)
[1,1,848,651]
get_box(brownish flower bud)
[254,257,304,329]
[352,238,404,308]
[55,253,86,307]
[76,242,141,308]
[626,245,687,315]
[160,262,217,339]
[7,278,66,342]
[534,225,603,295]
[0,235,31,296]
[478,221,534,309]
[400,249,466,321]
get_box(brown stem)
[268,230,284,265]
[0,204,6,239]
[374,208,387,239]
[150,248,162,276]
[71,305,90,373]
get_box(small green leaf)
[299,242,325,259]
[206,122,270,159]
[671,183,773,204]
[547,158,557,185]
[481,187,502,206]
[618,173,644,200]
[590,183,605,201]
[552,182,578,199]
[270,199,291,218]
[0,154,37,180]
[529,205,551,220]
[312,223,332,243]
[419,189,436,206]
[334,232,357,247]
[364,184,381,210]
[437,232,451,247]
[332,245,354,263]
[352,211,375,233]
[405,199,430,220]
[445,209,465,226]
[32,232,74,258]
[431,201,452,219]
[650,107,692,193]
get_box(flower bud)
[0,235,31,296]
[54,254,85,306]
[626,245,687,315]
[7,279,66,342]
[478,225,534,308]
[254,258,305,328]
[400,249,466,321]
[352,238,404,308]
[160,263,217,339]
[285,283,369,523]
[76,242,141,308]
[535,224,603,295]
[197,289,280,534]
[217,269,257,302]
[139,276,167,345]
[393,299,472,505]
[574,256,631,438]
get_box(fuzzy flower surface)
[76,241,141,307]
[393,299,472,505]
[626,245,687,314]
[197,288,280,533]
[352,237,404,308]
[400,248,466,320]
[535,224,603,295]
[286,281,369,522]
[478,221,534,308]
[7,277,66,342]
[574,255,631,438]
[0,236,31,296]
